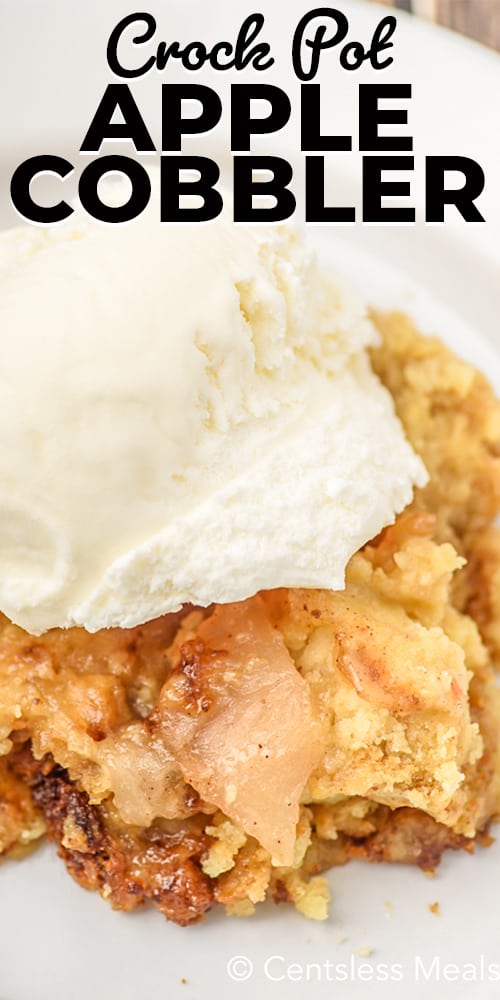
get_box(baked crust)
[1,312,500,924]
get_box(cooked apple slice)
[158,596,324,865]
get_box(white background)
[0,2,500,998]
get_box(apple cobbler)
[1,312,500,925]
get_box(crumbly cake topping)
[1,312,500,924]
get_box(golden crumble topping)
[1,311,500,925]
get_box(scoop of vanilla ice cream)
[0,184,427,634]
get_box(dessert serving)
[0,185,499,926]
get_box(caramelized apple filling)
[0,312,500,925]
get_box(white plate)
[1,3,500,999]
